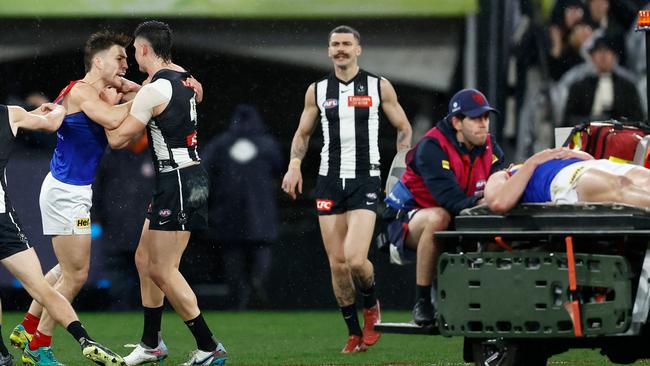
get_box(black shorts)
[314,175,381,216]
[0,211,31,260]
[147,164,209,231]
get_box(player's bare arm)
[7,104,65,136]
[380,78,412,151]
[106,81,168,149]
[70,83,133,129]
[118,77,142,102]
[485,148,588,214]
[281,83,319,200]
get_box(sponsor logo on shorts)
[18,232,28,244]
[366,192,377,200]
[347,95,372,108]
[323,99,338,109]
[316,199,334,211]
[159,209,172,218]
[76,218,90,229]
[569,166,585,185]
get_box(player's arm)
[485,147,577,214]
[106,81,169,149]
[7,103,65,135]
[380,78,412,151]
[73,83,132,130]
[117,77,142,102]
[281,83,319,200]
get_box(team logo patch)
[442,160,450,169]
[348,95,373,108]
[76,218,90,229]
[356,84,365,93]
[17,232,28,244]
[492,154,499,164]
[472,92,486,105]
[323,99,338,109]
[159,209,172,218]
[178,211,188,225]
[316,199,334,211]
[366,192,377,200]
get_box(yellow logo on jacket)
[442,160,450,169]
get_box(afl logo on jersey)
[323,99,338,109]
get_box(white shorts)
[39,173,92,235]
[550,160,636,204]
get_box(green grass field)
[2,311,649,365]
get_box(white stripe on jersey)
[337,82,357,178]
[316,81,330,176]
[368,76,381,175]
[0,168,6,213]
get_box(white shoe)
[123,340,168,366]
[181,343,227,365]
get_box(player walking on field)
[104,20,226,366]
[282,25,412,353]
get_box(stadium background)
[0,0,552,311]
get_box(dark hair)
[84,31,131,73]
[328,25,361,44]
[134,20,173,62]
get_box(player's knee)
[329,259,349,276]
[426,211,451,231]
[134,250,149,273]
[148,268,168,289]
[346,256,366,274]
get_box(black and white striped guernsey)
[148,69,200,174]
[0,105,16,213]
[315,69,382,179]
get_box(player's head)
[133,20,173,70]
[447,89,498,149]
[84,30,131,86]
[328,25,362,69]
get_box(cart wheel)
[470,338,548,366]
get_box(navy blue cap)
[447,88,499,118]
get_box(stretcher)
[376,203,650,365]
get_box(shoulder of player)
[68,82,99,102]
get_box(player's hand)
[100,86,123,105]
[183,77,204,103]
[38,103,58,113]
[282,163,303,200]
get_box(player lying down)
[485,147,650,214]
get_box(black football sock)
[141,305,164,348]
[185,314,217,352]
[340,304,362,336]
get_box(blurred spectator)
[202,104,283,310]
[92,134,154,310]
[563,35,643,125]
[548,0,593,80]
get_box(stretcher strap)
[494,236,513,253]
[565,236,583,337]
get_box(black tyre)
[470,338,548,366]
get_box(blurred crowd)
[513,0,650,160]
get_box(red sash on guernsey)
[53,80,85,104]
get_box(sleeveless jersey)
[50,80,108,185]
[511,158,582,203]
[0,105,15,213]
[147,69,200,173]
[314,69,381,178]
